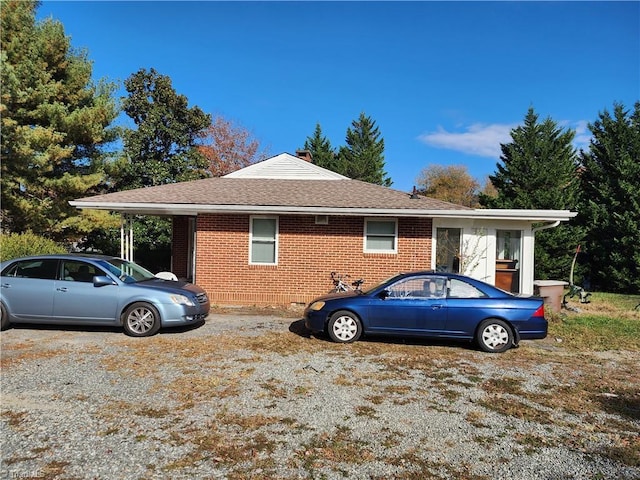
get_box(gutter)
[69,201,578,222]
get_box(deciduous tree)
[198,115,269,176]
[578,101,640,293]
[0,0,119,242]
[416,164,480,207]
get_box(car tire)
[476,318,513,353]
[122,302,161,337]
[1,303,10,331]
[327,310,362,343]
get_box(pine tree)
[480,107,584,280]
[578,102,640,293]
[303,123,337,171]
[336,113,392,186]
[0,0,119,241]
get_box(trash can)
[533,280,569,313]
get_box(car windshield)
[98,258,156,284]
[362,273,405,295]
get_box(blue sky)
[37,1,639,192]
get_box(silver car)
[0,254,210,337]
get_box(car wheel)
[122,302,161,337]
[1,303,10,331]
[477,319,513,353]
[328,310,362,343]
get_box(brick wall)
[176,214,432,306]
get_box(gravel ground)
[1,313,639,480]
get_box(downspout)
[532,220,560,233]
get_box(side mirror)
[377,289,390,300]
[93,275,116,287]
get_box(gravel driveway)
[1,313,639,480]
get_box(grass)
[549,292,640,350]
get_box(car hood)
[132,278,206,296]
[311,291,362,303]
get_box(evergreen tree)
[336,113,392,186]
[578,102,640,293]
[0,0,119,242]
[303,123,337,171]
[480,107,584,280]
[116,68,211,189]
[92,68,211,271]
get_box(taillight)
[532,305,545,317]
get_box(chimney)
[296,149,313,162]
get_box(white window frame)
[249,216,279,265]
[363,218,398,254]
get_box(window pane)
[11,260,57,280]
[366,235,395,251]
[449,279,485,298]
[367,221,395,235]
[253,218,276,239]
[252,241,275,263]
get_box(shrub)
[0,232,67,262]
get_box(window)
[449,278,486,298]
[250,216,278,264]
[496,230,521,263]
[62,260,102,283]
[2,259,58,280]
[387,276,447,299]
[364,219,397,253]
[436,228,461,273]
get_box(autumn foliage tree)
[416,164,481,207]
[198,115,269,176]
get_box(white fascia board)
[69,201,577,221]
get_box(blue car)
[0,254,210,337]
[304,271,547,353]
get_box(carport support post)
[120,214,134,262]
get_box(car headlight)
[170,294,195,307]
[309,301,325,311]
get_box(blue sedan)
[0,254,210,337]
[304,271,547,353]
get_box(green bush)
[0,232,67,262]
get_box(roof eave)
[69,201,577,221]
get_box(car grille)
[196,293,208,304]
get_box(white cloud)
[418,123,515,158]
[573,120,592,150]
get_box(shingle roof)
[71,153,576,221]
[74,177,472,211]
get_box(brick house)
[71,152,576,306]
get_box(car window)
[98,258,156,283]
[448,278,486,298]
[61,260,103,283]
[1,259,58,280]
[387,276,447,299]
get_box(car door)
[442,278,489,337]
[367,275,447,335]
[1,259,57,321]
[53,260,120,323]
